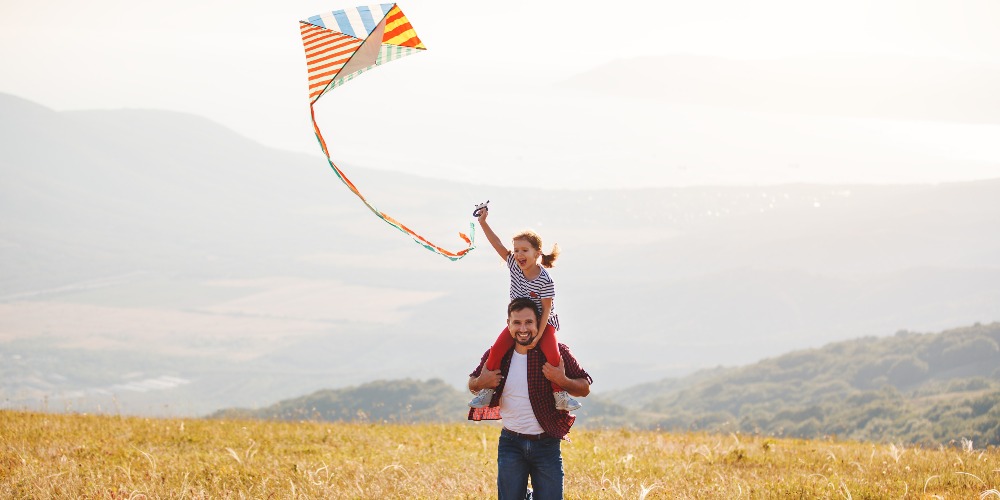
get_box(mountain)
[210,323,1000,446]
[595,322,1000,446]
[210,379,470,423]
[1,92,999,417]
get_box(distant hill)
[210,379,469,423]
[596,322,1000,446]
[210,323,1000,446]
[2,91,999,416]
[209,378,633,426]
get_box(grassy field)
[2,410,998,499]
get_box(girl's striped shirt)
[507,253,559,330]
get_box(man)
[468,297,593,500]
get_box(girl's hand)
[525,326,544,350]
[476,207,509,260]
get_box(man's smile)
[513,327,536,345]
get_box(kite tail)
[309,104,475,261]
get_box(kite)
[299,4,475,260]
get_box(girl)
[468,206,582,412]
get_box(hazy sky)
[3,0,1000,188]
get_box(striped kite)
[299,4,475,260]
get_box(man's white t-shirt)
[499,351,545,435]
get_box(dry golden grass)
[2,410,998,499]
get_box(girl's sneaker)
[554,391,582,411]
[469,388,495,408]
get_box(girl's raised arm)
[477,208,509,260]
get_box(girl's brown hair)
[513,230,560,268]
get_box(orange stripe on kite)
[383,25,418,44]
[302,29,355,45]
[306,36,359,53]
[301,28,349,46]
[307,46,359,66]
[300,28,331,44]
[309,66,353,84]
[304,36,358,54]
[310,60,350,75]
[302,30,326,43]
[384,7,405,24]
[300,22,325,32]
[300,23,324,36]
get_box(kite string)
[309,104,475,260]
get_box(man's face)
[507,307,539,346]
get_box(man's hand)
[541,358,568,387]
[470,362,503,393]
[543,357,591,398]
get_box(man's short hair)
[508,297,541,324]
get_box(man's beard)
[514,331,538,346]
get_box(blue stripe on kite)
[307,15,326,29]
[357,6,377,33]
[333,10,356,38]
[380,3,395,18]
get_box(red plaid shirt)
[468,343,592,439]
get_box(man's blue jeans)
[497,428,564,500]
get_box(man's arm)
[541,359,590,397]
[469,362,503,393]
